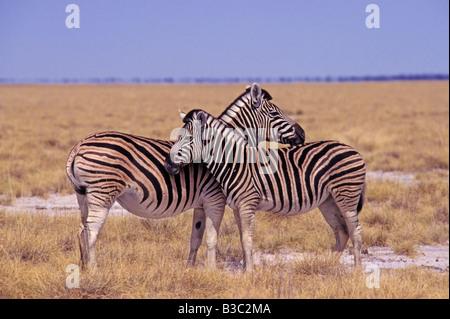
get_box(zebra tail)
[356,181,366,215]
[65,142,87,195]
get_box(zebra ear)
[250,83,262,108]
[197,110,208,127]
[179,109,186,120]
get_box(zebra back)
[255,141,366,215]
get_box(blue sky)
[0,0,448,81]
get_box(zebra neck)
[202,120,251,191]
[217,92,252,127]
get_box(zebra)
[65,83,305,269]
[164,109,366,272]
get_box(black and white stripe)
[66,83,305,268]
[165,110,366,272]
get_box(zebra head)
[221,83,305,146]
[164,109,208,175]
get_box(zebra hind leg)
[77,192,112,270]
[76,193,89,268]
[342,210,363,269]
[330,185,364,269]
[187,208,206,266]
[318,195,349,252]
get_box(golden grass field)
[0,81,448,299]
[0,82,448,198]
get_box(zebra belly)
[257,194,328,216]
[116,188,196,219]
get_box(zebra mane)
[182,109,205,123]
[183,109,214,125]
[218,86,272,121]
[183,109,228,128]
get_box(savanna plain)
[0,82,448,298]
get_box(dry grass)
[0,82,448,299]
[363,179,449,255]
[0,82,448,197]
[0,210,448,299]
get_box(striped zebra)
[65,83,305,269]
[164,109,366,272]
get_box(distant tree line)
[0,74,448,84]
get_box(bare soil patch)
[217,245,449,273]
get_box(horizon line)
[0,73,448,85]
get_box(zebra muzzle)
[291,123,306,145]
[164,157,181,175]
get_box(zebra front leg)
[187,208,206,266]
[342,210,363,268]
[233,209,253,270]
[232,209,245,263]
[203,201,225,269]
[237,207,256,273]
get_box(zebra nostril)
[293,123,305,145]
[164,157,181,174]
[166,163,180,175]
